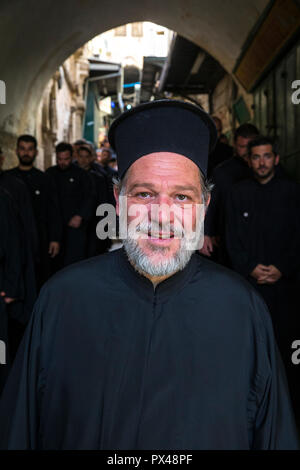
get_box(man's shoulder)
[212,157,240,183]
[5,167,19,176]
[44,250,119,292]
[230,177,255,193]
[32,167,45,176]
[276,175,300,192]
[194,254,251,290]
[45,166,57,175]
[2,170,28,191]
[71,163,88,175]
[193,255,269,325]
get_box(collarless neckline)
[116,247,199,303]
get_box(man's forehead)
[128,152,200,172]
[126,154,201,191]
[18,141,35,147]
[251,144,273,153]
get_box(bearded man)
[0,100,298,450]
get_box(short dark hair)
[247,135,278,156]
[55,142,73,155]
[74,139,88,146]
[234,123,259,142]
[78,145,92,156]
[17,134,37,148]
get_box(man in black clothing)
[225,135,300,422]
[7,135,62,288]
[201,123,259,263]
[0,166,37,358]
[207,116,233,178]
[99,147,118,205]
[46,142,95,268]
[0,189,24,393]
[77,145,110,256]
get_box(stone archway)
[0,0,269,165]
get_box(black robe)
[0,249,298,449]
[205,157,251,235]
[87,169,111,256]
[94,163,117,207]
[0,190,24,393]
[204,157,251,265]
[207,140,233,178]
[46,164,95,268]
[225,174,300,420]
[0,171,37,324]
[6,167,62,287]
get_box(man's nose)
[153,195,175,225]
[259,157,265,165]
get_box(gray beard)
[123,232,201,278]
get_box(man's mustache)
[132,220,185,239]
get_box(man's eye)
[137,192,152,198]
[176,194,189,201]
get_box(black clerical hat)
[108,99,217,179]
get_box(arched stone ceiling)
[0,0,269,135]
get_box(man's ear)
[275,154,280,166]
[204,193,211,214]
[114,186,120,216]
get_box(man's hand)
[251,264,282,284]
[259,265,282,284]
[48,241,60,258]
[0,291,16,304]
[68,215,82,228]
[199,235,214,257]
[199,236,219,257]
[250,264,270,283]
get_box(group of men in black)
[0,136,116,392]
[200,119,300,423]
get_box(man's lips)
[147,231,175,239]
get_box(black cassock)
[204,157,251,265]
[0,171,37,354]
[6,167,62,287]
[46,164,95,268]
[87,169,110,257]
[0,249,298,449]
[225,175,300,421]
[205,157,251,238]
[0,190,24,393]
[207,140,233,178]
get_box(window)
[131,22,143,37]
[114,25,127,37]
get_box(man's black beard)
[18,155,34,166]
[255,168,274,182]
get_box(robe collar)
[116,246,199,303]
